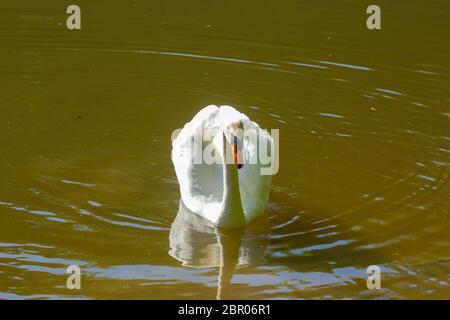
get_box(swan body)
[172,105,273,228]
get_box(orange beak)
[233,136,243,169]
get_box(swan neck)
[219,133,246,228]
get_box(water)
[1,0,449,299]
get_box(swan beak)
[233,136,244,169]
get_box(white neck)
[217,133,246,228]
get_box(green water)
[0,0,449,299]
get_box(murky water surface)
[1,1,449,299]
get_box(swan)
[171,105,274,228]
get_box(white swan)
[171,105,273,228]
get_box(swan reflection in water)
[169,201,270,299]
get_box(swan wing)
[172,105,223,216]
[238,117,273,221]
